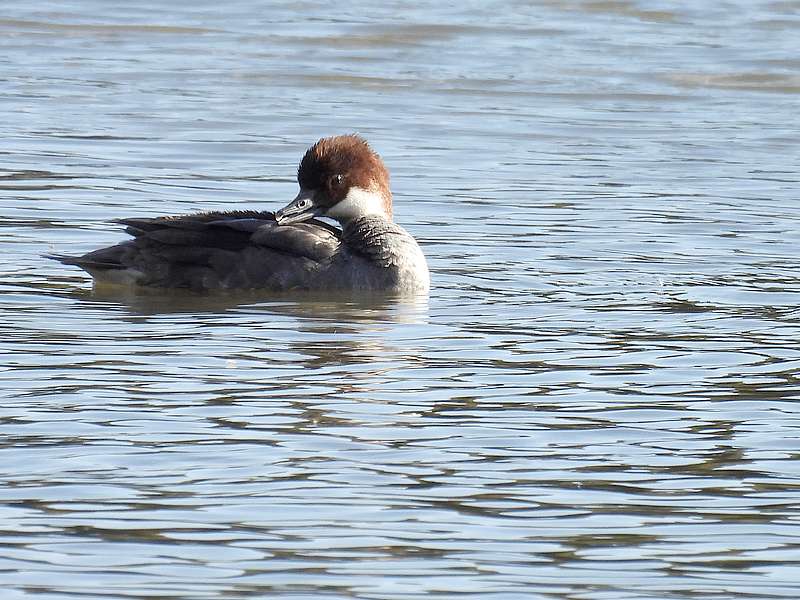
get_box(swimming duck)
[48,135,430,294]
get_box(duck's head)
[275,134,393,226]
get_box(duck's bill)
[274,189,322,225]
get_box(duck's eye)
[331,174,344,188]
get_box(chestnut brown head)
[275,134,393,226]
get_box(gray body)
[49,210,429,294]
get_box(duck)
[47,134,430,294]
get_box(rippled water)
[2,1,800,598]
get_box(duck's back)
[50,210,342,291]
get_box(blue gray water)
[2,1,800,598]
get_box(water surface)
[2,1,800,598]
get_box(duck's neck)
[326,186,393,225]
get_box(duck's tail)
[44,250,145,286]
[44,253,123,270]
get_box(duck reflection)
[57,282,430,379]
[70,283,429,323]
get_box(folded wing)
[48,210,342,290]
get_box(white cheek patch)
[326,186,386,221]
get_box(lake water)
[2,1,800,598]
